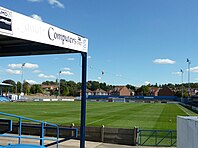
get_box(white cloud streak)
[31,14,43,21]
[60,71,74,75]
[172,72,181,75]
[62,67,71,71]
[38,74,56,79]
[8,64,22,69]
[144,81,150,85]
[116,74,122,77]
[190,66,198,72]
[26,80,38,84]
[6,69,21,75]
[48,0,64,8]
[8,63,39,69]
[33,70,41,73]
[67,58,75,61]
[27,0,42,2]
[153,59,176,64]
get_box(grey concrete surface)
[58,140,176,148]
[0,137,176,148]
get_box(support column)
[80,52,87,148]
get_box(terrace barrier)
[0,122,138,146]
[78,126,138,146]
[0,112,78,147]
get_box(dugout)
[0,6,88,148]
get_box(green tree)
[23,81,30,95]
[136,85,149,96]
[30,84,42,94]
[62,86,69,96]
[42,81,57,85]
[16,81,21,94]
[86,81,100,91]
[126,84,136,91]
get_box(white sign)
[0,7,12,35]
[0,6,88,53]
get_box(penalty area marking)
[177,104,190,116]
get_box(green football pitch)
[0,101,197,130]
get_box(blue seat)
[0,96,9,102]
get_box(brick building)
[158,86,175,96]
[110,86,131,96]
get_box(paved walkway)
[58,140,175,148]
[59,140,176,148]
[0,137,176,148]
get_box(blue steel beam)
[80,52,87,148]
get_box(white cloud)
[153,59,176,64]
[48,0,64,8]
[27,0,42,2]
[6,69,21,75]
[26,80,38,84]
[67,58,75,61]
[33,70,41,73]
[24,63,39,69]
[172,72,181,75]
[93,79,99,82]
[98,77,102,80]
[31,14,43,22]
[88,56,91,59]
[60,71,74,75]
[116,74,122,77]
[190,66,198,72]
[144,81,150,85]
[8,64,22,69]
[8,63,39,69]
[38,74,56,79]
[62,67,71,71]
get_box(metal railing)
[0,112,78,148]
[138,129,176,147]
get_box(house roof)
[41,85,58,89]
[114,86,126,91]
[93,88,107,93]
[109,86,127,93]
[86,89,93,93]
[150,87,160,93]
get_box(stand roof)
[0,6,88,57]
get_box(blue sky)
[1,0,198,86]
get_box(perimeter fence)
[138,129,176,147]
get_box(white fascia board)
[0,6,88,53]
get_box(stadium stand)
[0,96,9,102]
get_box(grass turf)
[0,101,197,130]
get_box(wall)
[0,123,137,146]
[158,87,174,96]
[120,87,131,96]
[177,116,198,148]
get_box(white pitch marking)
[177,104,190,116]
[87,116,114,125]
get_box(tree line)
[2,79,116,96]
[2,79,198,97]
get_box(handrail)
[0,112,78,148]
